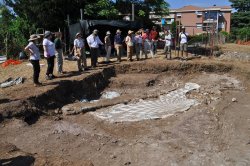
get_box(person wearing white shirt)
[24,34,42,86]
[87,29,104,67]
[179,27,189,58]
[125,30,134,61]
[43,31,56,80]
[163,30,172,59]
[74,32,87,72]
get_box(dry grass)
[220,43,250,53]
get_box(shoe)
[34,82,42,87]
[46,75,52,80]
[50,74,57,79]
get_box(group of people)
[24,26,189,87]
[25,31,64,86]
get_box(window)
[177,13,182,17]
[196,23,202,29]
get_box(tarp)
[69,20,143,43]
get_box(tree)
[84,0,119,19]
[229,0,250,40]
[229,0,250,28]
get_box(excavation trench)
[0,61,237,123]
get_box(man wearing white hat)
[104,31,111,63]
[87,29,104,67]
[74,32,87,72]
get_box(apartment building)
[149,5,232,36]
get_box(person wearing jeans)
[43,31,56,80]
[25,34,42,86]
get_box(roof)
[173,5,232,12]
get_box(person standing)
[134,31,143,60]
[125,30,134,61]
[87,29,104,67]
[149,26,158,57]
[43,31,56,80]
[114,29,123,62]
[24,34,42,86]
[74,32,87,72]
[142,29,153,59]
[54,32,64,74]
[104,31,112,63]
[163,30,172,59]
[179,26,189,58]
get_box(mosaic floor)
[91,83,200,122]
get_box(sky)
[167,0,232,9]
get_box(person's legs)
[46,58,50,76]
[153,41,157,55]
[49,56,55,75]
[144,42,148,59]
[81,48,87,69]
[117,45,122,62]
[90,48,95,67]
[56,49,63,73]
[139,43,143,59]
[107,46,111,62]
[184,43,188,57]
[180,43,184,57]
[129,46,133,60]
[149,41,154,58]
[31,60,40,84]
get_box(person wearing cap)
[134,31,143,60]
[142,29,153,59]
[163,30,172,59]
[125,30,134,61]
[74,32,87,72]
[43,31,56,80]
[179,26,189,58]
[24,34,42,86]
[87,29,104,67]
[54,32,64,74]
[149,26,159,57]
[114,29,123,62]
[104,31,111,63]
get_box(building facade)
[149,5,232,36]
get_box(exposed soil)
[1,48,250,166]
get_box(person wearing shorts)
[179,27,188,58]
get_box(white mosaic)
[91,83,200,122]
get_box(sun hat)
[116,29,122,34]
[44,31,52,38]
[75,32,82,38]
[93,29,99,35]
[28,34,40,41]
[181,26,185,29]
[128,30,134,35]
[106,31,111,35]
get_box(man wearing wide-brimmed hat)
[24,34,42,86]
[86,29,104,67]
[43,31,56,80]
[114,29,123,62]
[104,31,111,63]
[179,26,188,58]
[74,32,87,72]
[125,30,134,61]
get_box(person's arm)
[97,36,104,45]
[43,40,50,57]
[24,44,34,55]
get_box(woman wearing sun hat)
[104,31,112,63]
[125,30,134,61]
[74,32,87,72]
[24,34,42,86]
[43,31,56,80]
